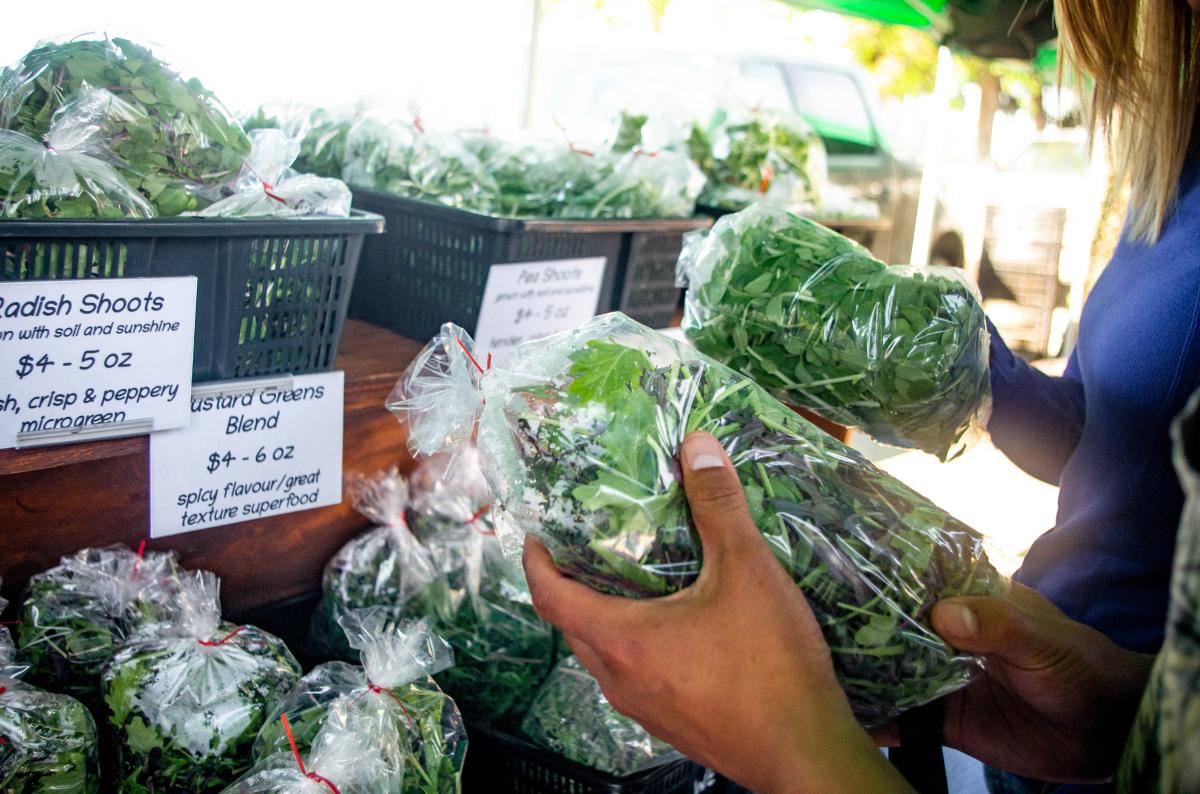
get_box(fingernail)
[937,602,978,639]
[684,434,726,470]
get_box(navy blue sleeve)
[986,320,1086,485]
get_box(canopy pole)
[521,0,543,129]
[909,43,954,267]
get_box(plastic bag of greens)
[17,544,185,705]
[678,204,991,461]
[458,135,587,218]
[195,129,351,218]
[688,109,827,213]
[388,313,1007,727]
[102,570,301,792]
[0,675,100,794]
[0,36,250,215]
[254,610,466,794]
[407,452,559,726]
[313,468,439,659]
[0,585,23,678]
[562,148,703,220]
[521,656,679,776]
[0,119,153,219]
[342,118,493,209]
[226,705,402,794]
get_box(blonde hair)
[1055,0,1200,244]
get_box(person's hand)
[523,431,911,794]
[878,585,1154,782]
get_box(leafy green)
[679,204,991,461]
[243,107,352,179]
[466,314,1006,727]
[102,611,300,793]
[0,37,250,215]
[520,656,678,776]
[686,109,825,212]
[0,678,99,793]
[17,546,187,711]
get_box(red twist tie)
[0,736,7,745]
[197,625,246,647]
[632,147,659,158]
[569,143,596,158]
[759,164,776,194]
[281,713,341,794]
[261,182,287,205]
[0,686,7,695]
[455,338,490,376]
[413,116,425,134]
[131,539,147,578]
[466,503,495,536]
[0,620,20,626]
[368,683,416,729]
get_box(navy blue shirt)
[988,157,1200,654]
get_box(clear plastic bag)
[313,468,439,660]
[388,313,1007,727]
[0,584,22,679]
[195,129,351,218]
[0,119,153,219]
[227,702,403,793]
[678,204,992,461]
[17,544,185,705]
[521,656,679,776]
[254,610,467,794]
[689,109,827,214]
[407,451,559,727]
[0,36,249,215]
[561,148,704,221]
[101,571,301,792]
[342,118,494,209]
[0,675,100,794]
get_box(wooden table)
[0,320,422,615]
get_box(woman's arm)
[987,320,1086,484]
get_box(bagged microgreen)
[17,544,186,708]
[312,468,439,660]
[388,313,1007,727]
[0,36,250,215]
[255,611,466,794]
[194,128,351,218]
[521,656,679,776]
[0,676,100,794]
[102,571,301,793]
[678,203,991,461]
[406,451,558,727]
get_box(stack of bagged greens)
[685,109,827,214]
[17,544,187,708]
[389,314,1007,728]
[521,656,679,776]
[313,468,439,660]
[1,582,101,793]
[102,571,301,792]
[254,610,466,794]
[405,451,559,728]
[678,204,991,461]
[0,37,250,216]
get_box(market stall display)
[390,313,1007,727]
[407,451,558,728]
[0,37,250,215]
[313,468,438,659]
[678,204,991,461]
[255,610,467,794]
[17,544,186,707]
[521,656,679,776]
[102,571,301,792]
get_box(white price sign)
[0,277,197,449]
[473,257,607,365]
[149,371,343,537]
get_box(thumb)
[931,595,1069,671]
[679,431,764,565]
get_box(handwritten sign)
[0,277,197,448]
[149,372,343,537]
[473,257,608,365]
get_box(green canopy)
[784,0,947,28]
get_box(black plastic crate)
[349,189,708,340]
[0,212,383,382]
[464,724,698,794]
